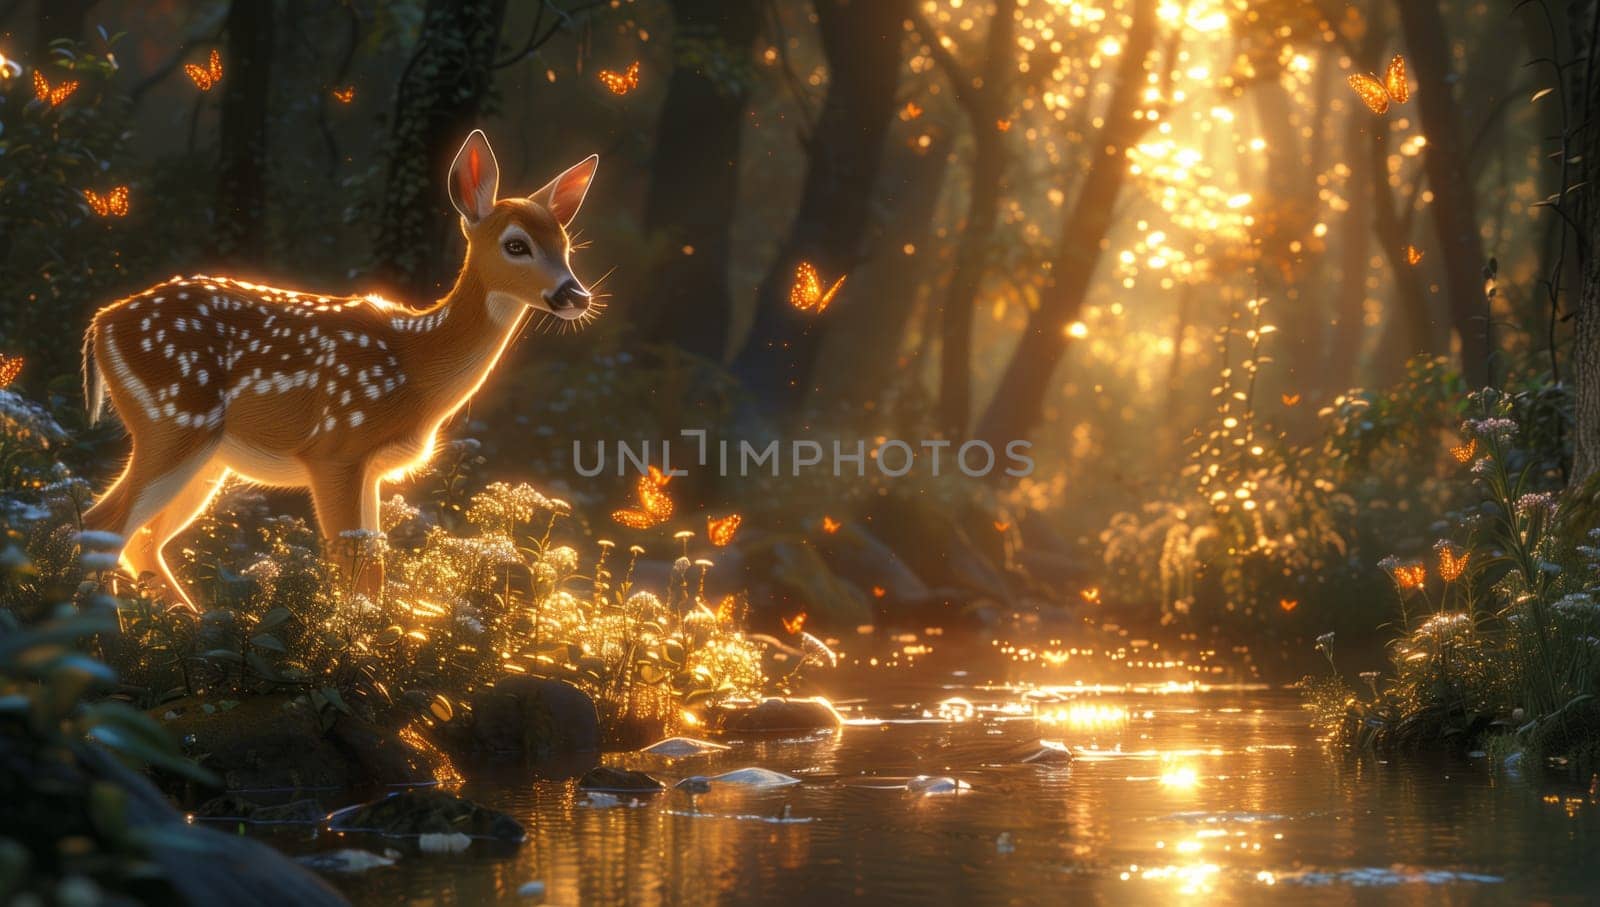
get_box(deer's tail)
[82,322,106,426]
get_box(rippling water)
[279,673,1599,905]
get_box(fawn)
[81,130,599,607]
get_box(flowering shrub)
[0,375,772,741]
[1304,389,1600,758]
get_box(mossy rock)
[708,697,843,735]
[193,793,327,825]
[153,695,442,793]
[577,765,664,793]
[437,677,600,761]
[328,789,524,840]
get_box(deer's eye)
[503,239,531,257]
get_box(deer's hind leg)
[85,439,223,609]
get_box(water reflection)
[298,677,1600,905]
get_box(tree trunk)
[1325,112,1370,392]
[212,0,276,265]
[1367,122,1437,380]
[937,129,1003,436]
[973,0,1156,449]
[372,0,508,298]
[728,0,910,417]
[916,0,1017,438]
[812,130,952,410]
[1397,0,1490,387]
[1576,251,1600,486]
[1568,0,1600,487]
[639,0,763,361]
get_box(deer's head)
[448,129,599,322]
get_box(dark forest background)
[4,0,1600,674]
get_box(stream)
[253,658,1600,906]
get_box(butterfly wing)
[638,479,674,522]
[208,49,223,82]
[1347,73,1389,115]
[612,508,659,529]
[1384,54,1408,105]
[185,63,211,90]
[789,261,822,310]
[35,71,77,106]
[815,274,847,313]
[598,61,640,96]
[707,514,741,547]
[0,356,22,389]
[108,186,128,216]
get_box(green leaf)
[257,607,293,631]
[250,634,286,654]
[323,687,352,716]
[246,650,279,681]
[87,781,129,843]
[201,649,243,664]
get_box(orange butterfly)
[1348,54,1408,115]
[0,355,22,389]
[994,520,1011,532]
[995,117,1012,132]
[790,261,846,314]
[872,585,886,598]
[598,60,640,96]
[185,49,223,91]
[1405,244,1424,266]
[1281,393,1301,407]
[83,186,129,218]
[331,85,356,104]
[33,70,79,107]
[1449,438,1477,463]
[1279,598,1298,613]
[820,515,841,534]
[715,594,739,624]
[781,612,807,635]
[1438,547,1470,583]
[1080,587,1100,604]
[612,465,674,529]
[707,513,742,547]
[903,101,923,119]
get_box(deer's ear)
[448,130,500,225]
[530,155,598,227]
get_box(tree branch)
[907,7,985,118]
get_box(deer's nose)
[547,279,590,312]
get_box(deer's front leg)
[306,461,385,597]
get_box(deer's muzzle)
[545,279,591,316]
